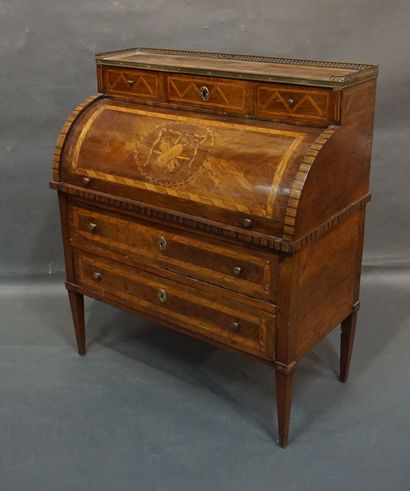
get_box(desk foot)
[275,364,295,448]
[68,291,86,356]
[340,310,357,383]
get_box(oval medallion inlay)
[135,122,214,186]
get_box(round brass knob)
[127,79,134,87]
[88,223,97,233]
[82,177,90,186]
[93,272,102,281]
[156,236,167,252]
[232,266,242,276]
[240,218,252,229]
[230,321,240,332]
[199,85,210,102]
[287,98,294,108]
[158,288,167,303]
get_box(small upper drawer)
[255,83,339,126]
[70,205,275,301]
[104,67,161,101]
[166,74,253,116]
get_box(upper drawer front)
[75,251,274,358]
[166,74,253,116]
[104,67,161,101]
[102,68,338,125]
[255,83,338,126]
[70,205,275,301]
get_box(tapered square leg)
[68,291,86,356]
[275,368,295,448]
[340,310,357,383]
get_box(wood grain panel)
[104,67,160,100]
[166,74,252,115]
[293,210,364,359]
[255,83,338,126]
[293,79,376,237]
[74,251,275,357]
[59,98,318,232]
[70,204,276,300]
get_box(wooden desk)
[50,48,378,447]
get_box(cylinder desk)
[50,48,378,447]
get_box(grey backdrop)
[0,0,409,275]
[1,2,410,490]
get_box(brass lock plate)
[156,236,167,252]
[157,288,167,303]
[199,85,210,101]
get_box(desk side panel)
[293,79,376,238]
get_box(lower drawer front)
[75,252,274,357]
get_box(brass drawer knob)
[82,177,90,186]
[240,218,252,228]
[156,236,167,252]
[127,79,134,87]
[88,222,97,233]
[230,321,240,332]
[287,98,294,108]
[93,272,102,281]
[199,85,210,102]
[157,288,167,303]
[232,266,242,276]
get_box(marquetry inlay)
[256,86,330,122]
[135,122,214,187]
[167,75,248,111]
[105,68,159,98]
[69,102,306,219]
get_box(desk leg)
[275,367,295,448]
[340,311,357,383]
[68,291,86,356]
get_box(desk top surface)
[96,47,378,88]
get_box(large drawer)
[74,251,274,358]
[70,204,276,301]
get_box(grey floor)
[0,268,409,491]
